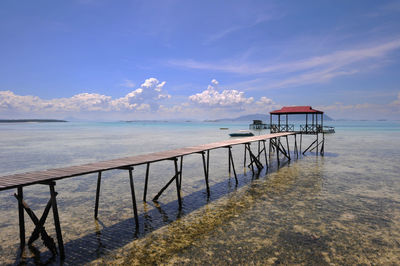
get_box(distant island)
[0,119,67,123]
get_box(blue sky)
[1,0,400,120]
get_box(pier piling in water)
[1,131,309,259]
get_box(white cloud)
[189,79,254,109]
[211,79,219,86]
[0,78,171,117]
[112,78,170,111]
[256,96,274,105]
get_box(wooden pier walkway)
[0,131,297,259]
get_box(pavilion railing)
[270,124,295,133]
[300,124,323,134]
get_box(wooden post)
[179,156,183,189]
[201,151,210,196]
[17,186,25,249]
[143,163,150,202]
[227,146,238,184]
[300,133,303,154]
[247,144,255,174]
[276,137,280,166]
[128,167,139,227]
[243,145,247,168]
[49,182,65,259]
[286,135,290,160]
[94,171,102,218]
[174,158,182,208]
[263,140,268,169]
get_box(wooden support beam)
[320,133,325,155]
[277,138,290,160]
[143,163,150,202]
[285,135,291,161]
[174,158,182,209]
[153,173,179,201]
[303,139,318,154]
[246,144,263,173]
[227,146,238,184]
[17,186,25,249]
[94,171,102,218]
[14,192,58,256]
[28,195,53,246]
[49,182,65,259]
[128,167,139,227]
[300,133,303,154]
[179,156,183,189]
[276,138,280,166]
[262,140,268,169]
[246,144,255,174]
[201,151,210,196]
[243,145,247,168]
[152,158,182,208]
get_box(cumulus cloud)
[256,96,273,105]
[112,78,170,111]
[189,79,254,109]
[0,78,170,116]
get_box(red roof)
[270,106,323,114]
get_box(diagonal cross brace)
[246,144,263,173]
[14,193,58,255]
[152,158,182,208]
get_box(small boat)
[229,130,254,137]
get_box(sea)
[0,120,399,265]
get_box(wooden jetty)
[0,132,298,259]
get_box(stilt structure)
[269,106,333,155]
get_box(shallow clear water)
[0,121,399,265]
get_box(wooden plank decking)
[0,132,294,191]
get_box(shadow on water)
[12,158,294,265]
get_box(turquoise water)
[0,120,399,265]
